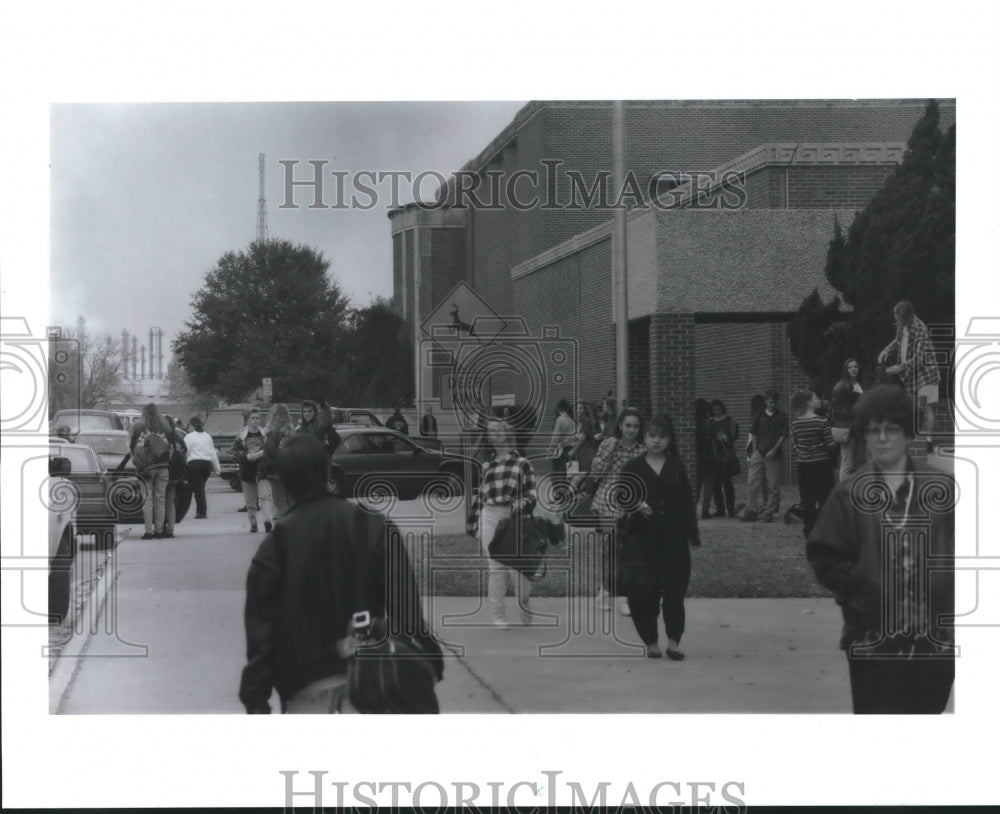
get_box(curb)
[47,552,120,714]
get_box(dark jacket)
[806,459,955,654]
[239,493,443,713]
[620,455,700,546]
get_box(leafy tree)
[48,318,133,414]
[341,297,414,404]
[788,100,955,393]
[173,240,351,403]
[165,358,219,420]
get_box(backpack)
[132,429,170,472]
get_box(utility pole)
[613,101,629,408]
[257,153,269,242]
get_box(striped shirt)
[468,451,537,524]
[791,415,837,463]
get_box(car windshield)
[53,413,121,432]
[204,411,251,434]
[50,446,100,473]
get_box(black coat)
[239,493,443,712]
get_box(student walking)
[547,399,576,482]
[467,418,538,629]
[232,406,266,533]
[578,407,647,616]
[183,416,221,519]
[257,403,295,532]
[620,414,701,660]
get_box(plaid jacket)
[468,451,536,528]
[882,316,940,393]
[588,436,647,518]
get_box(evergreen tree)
[788,100,955,393]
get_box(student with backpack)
[129,403,174,539]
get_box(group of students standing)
[127,403,221,539]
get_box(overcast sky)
[50,101,526,344]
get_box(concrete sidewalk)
[429,595,850,713]
[52,482,857,714]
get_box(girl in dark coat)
[620,414,701,659]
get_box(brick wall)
[628,318,651,417]
[429,228,467,305]
[786,165,896,209]
[650,314,697,478]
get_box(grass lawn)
[406,487,831,599]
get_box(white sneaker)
[618,598,631,616]
[493,619,510,631]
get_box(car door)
[330,432,374,499]
[359,431,424,498]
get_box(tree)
[788,100,955,393]
[173,240,351,403]
[341,297,414,404]
[165,358,219,420]
[48,318,133,415]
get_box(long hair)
[266,403,293,436]
[614,407,644,440]
[141,403,167,435]
[840,357,861,383]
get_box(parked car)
[205,404,392,488]
[48,440,143,544]
[48,455,77,622]
[50,409,133,472]
[328,426,473,501]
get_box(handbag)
[487,511,555,580]
[346,513,440,714]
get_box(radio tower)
[256,153,269,242]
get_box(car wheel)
[48,527,75,623]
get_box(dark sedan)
[329,427,473,501]
[48,441,145,545]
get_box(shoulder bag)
[487,511,558,581]
[346,513,440,714]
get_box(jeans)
[479,504,532,622]
[141,467,169,534]
[746,450,782,516]
[258,477,289,522]
[186,459,213,516]
[242,478,259,526]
